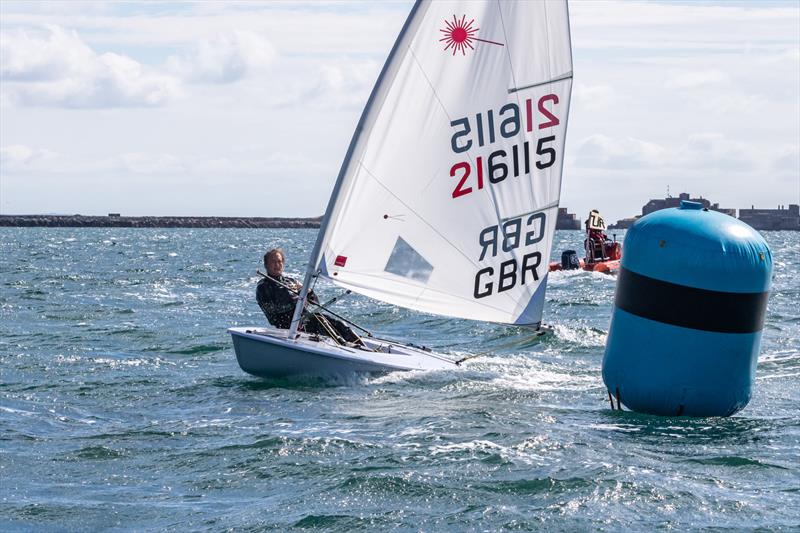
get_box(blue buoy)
[602,200,772,417]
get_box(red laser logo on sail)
[439,15,504,56]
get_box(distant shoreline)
[0,215,322,229]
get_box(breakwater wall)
[0,215,322,229]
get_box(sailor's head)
[264,248,286,277]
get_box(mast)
[287,0,425,339]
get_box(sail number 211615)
[449,94,560,199]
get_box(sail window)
[384,237,433,283]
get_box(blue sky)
[1,0,798,223]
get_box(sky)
[1,0,798,224]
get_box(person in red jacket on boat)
[584,209,611,263]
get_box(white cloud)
[572,132,770,176]
[678,132,756,173]
[0,144,325,181]
[166,30,277,84]
[1,147,188,177]
[0,25,181,108]
[275,58,379,110]
[573,83,614,112]
[573,134,668,169]
[771,145,800,175]
[666,70,728,90]
[118,153,187,174]
[769,47,800,65]
[0,25,93,81]
[572,0,799,50]
[0,3,407,54]
[0,143,57,169]
[0,1,797,220]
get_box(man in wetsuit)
[256,248,362,344]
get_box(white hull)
[228,326,457,378]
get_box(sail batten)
[509,72,573,94]
[302,0,572,327]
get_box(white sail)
[301,0,572,327]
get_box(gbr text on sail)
[447,93,562,299]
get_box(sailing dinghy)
[230,0,573,378]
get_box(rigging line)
[320,290,352,309]
[257,271,374,337]
[312,313,347,346]
[455,350,493,366]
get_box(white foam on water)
[759,350,799,362]
[367,367,459,386]
[546,268,589,286]
[0,405,38,417]
[756,371,800,381]
[53,354,174,369]
[551,323,608,347]
[429,439,504,455]
[427,439,547,466]
[471,353,597,392]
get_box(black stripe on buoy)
[615,268,768,334]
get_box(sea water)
[1,228,798,530]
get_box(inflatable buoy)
[602,200,772,416]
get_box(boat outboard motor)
[602,200,772,417]
[561,250,580,270]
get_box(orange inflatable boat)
[549,257,620,274]
[549,241,622,275]
[551,209,622,274]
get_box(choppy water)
[1,228,798,531]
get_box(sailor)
[584,209,610,262]
[256,248,362,344]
